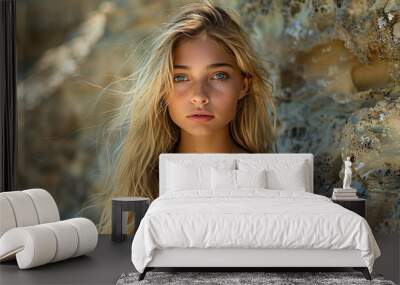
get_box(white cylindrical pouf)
[42,220,79,262]
[0,196,17,237]
[0,191,39,227]
[0,218,98,269]
[66,218,98,257]
[23,188,60,224]
[0,225,57,269]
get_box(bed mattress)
[131,189,381,273]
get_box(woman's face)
[167,34,249,136]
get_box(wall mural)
[16,0,399,233]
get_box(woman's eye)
[173,74,187,82]
[173,72,229,82]
[212,72,228,80]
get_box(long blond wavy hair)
[90,0,277,234]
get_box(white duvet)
[131,189,381,273]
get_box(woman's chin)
[184,127,216,136]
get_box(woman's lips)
[187,115,214,122]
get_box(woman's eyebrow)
[173,63,234,69]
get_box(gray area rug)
[116,271,396,285]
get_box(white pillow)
[211,168,236,190]
[167,162,209,191]
[237,169,267,188]
[266,167,306,191]
[167,159,236,192]
[237,159,308,192]
[211,168,268,190]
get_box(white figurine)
[343,156,352,189]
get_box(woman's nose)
[191,95,209,105]
[191,83,209,105]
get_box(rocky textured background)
[16,0,399,233]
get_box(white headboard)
[159,153,314,195]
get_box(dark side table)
[112,197,150,242]
[331,197,366,218]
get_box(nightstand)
[331,197,366,218]
[112,197,150,242]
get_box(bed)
[130,153,381,281]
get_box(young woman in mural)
[94,0,277,233]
